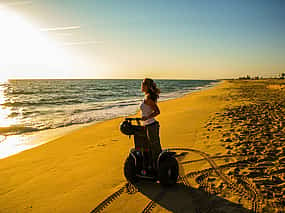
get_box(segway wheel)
[158,156,179,186]
[124,155,137,184]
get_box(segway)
[120,118,179,186]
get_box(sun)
[0,7,74,78]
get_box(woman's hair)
[143,78,160,102]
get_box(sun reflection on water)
[0,82,23,158]
[0,82,77,159]
[0,83,18,128]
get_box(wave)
[0,125,40,136]
[1,100,84,107]
[7,112,20,118]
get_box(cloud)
[62,41,104,46]
[0,1,33,7]
[40,26,81,32]
[55,33,74,37]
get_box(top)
[140,99,156,126]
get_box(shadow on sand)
[135,181,250,213]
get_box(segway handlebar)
[125,118,142,121]
[125,117,142,126]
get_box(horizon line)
[6,77,220,81]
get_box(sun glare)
[0,75,8,83]
[0,7,74,78]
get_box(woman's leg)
[146,122,162,168]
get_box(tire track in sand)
[169,148,262,213]
[90,148,260,213]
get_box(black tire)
[158,156,179,186]
[124,155,137,184]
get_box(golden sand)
[1,80,284,212]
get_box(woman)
[140,78,162,169]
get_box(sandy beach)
[1,80,284,213]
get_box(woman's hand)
[141,116,148,121]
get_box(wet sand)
[0,80,284,212]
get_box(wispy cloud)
[0,0,33,7]
[55,33,74,37]
[40,26,81,32]
[62,41,104,46]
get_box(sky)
[0,0,284,80]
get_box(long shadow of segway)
[134,181,250,213]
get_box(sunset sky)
[0,0,284,80]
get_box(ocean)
[0,79,218,158]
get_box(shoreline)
[0,80,244,212]
[0,81,220,160]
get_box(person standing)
[140,78,162,169]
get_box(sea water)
[0,79,218,158]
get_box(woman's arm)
[142,95,160,121]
